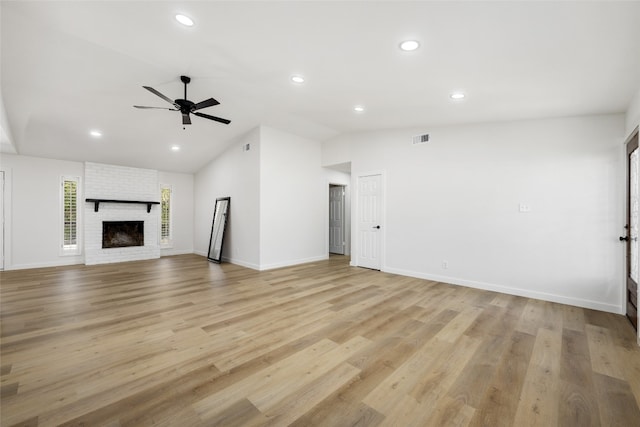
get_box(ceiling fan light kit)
[134,75,231,127]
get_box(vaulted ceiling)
[2,1,640,173]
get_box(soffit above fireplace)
[85,198,160,213]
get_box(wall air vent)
[412,134,430,145]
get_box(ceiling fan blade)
[134,105,177,110]
[192,97,220,111]
[194,112,231,125]
[182,113,192,125]
[143,86,177,106]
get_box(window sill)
[61,249,81,257]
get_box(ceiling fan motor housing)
[175,99,195,113]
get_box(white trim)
[7,257,84,270]
[197,253,330,271]
[384,266,623,315]
[193,251,263,270]
[160,248,193,257]
[222,257,261,270]
[0,167,11,270]
[258,254,329,271]
[0,170,5,270]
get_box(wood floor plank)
[467,331,536,427]
[423,395,475,427]
[291,320,445,426]
[446,334,508,408]
[512,328,562,426]
[192,338,340,420]
[585,324,627,380]
[247,362,361,426]
[558,328,601,426]
[1,254,639,426]
[593,372,640,426]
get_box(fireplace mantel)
[86,199,160,213]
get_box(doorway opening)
[329,184,346,255]
[623,126,639,331]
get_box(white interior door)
[358,173,382,270]
[329,185,345,254]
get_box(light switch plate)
[519,203,532,213]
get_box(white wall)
[0,154,195,269]
[159,171,194,256]
[194,128,261,268]
[193,125,329,270]
[1,95,16,154]
[627,88,640,135]
[325,114,627,313]
[259,126,327,269]
[0,154,84,269]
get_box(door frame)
[0,167,10,271]
[624,126,639,335]
[325,180,351,257]
[0,170,3,270]
[354,170,385,270]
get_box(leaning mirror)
[207,197,230,263]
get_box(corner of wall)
[626,88,640,135]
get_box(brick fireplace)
[84,162,160,265]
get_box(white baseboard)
[258,255,329,271]
[383,266,623,315]
[193,251,261,269]
[6,258,84,271]
[160,248,195,257]
[220,257,260,270]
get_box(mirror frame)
[207,197,230,263]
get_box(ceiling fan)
[134,75,231,126]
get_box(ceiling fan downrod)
[180,75,190,99]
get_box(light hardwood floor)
[1,254,639,426]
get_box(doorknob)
[620,236,630,241]
[372,225,380,229]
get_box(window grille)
[161,186,171,245]
[62,177,80,254]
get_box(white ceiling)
[2,1,640,173]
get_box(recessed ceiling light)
[291,75,305,84]
[171,145,181,152]
[89,130,102,137]
[399,40,420,52]
[450,92,466,100]
[175,14,194,26]
[354,105,365,112]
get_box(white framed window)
[160,184,172,247]
[61,176,81,255]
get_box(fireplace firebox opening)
[102,221,144,248]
